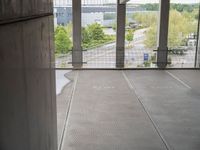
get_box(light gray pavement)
[56,70,71,95]
[168,70,200,93]
[124,70,200,150]
[56,71,76,148]
[60,71,167,150]
[57,70,200,150]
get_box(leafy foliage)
[82,23,115,49]
[132,12,158,27]
[55,23,115,54]
[55,26,72,54]
[139,3,199,12]
[126,30,134,45]
[140,3,159,11]
[87,23,105,41]
[133,9,198,48]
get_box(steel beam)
[116,0,126,68]
[72,0,82,68]
[157,0,170,68]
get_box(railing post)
[157,0,170,68]
[195,4,200,68]
[72,0,83,68]
[116,0,126,68]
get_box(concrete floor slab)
[61,71,167,150]
[56,71,76,147]
[124,70,200,150]
[56,70,200,150]
[168,70,200,94]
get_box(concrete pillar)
[196,28,200,68]
[72,0,83,68]
[0,0,57,150]
[195,6,200,68]
[157,0,170,68]
[116,0,126,68]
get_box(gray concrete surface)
[0,0,57,149]
[57,70,200,150]
[56,71,75,147]
[168,70,200,94]
[61,71,167,150]
[125,70,200,150]
[56,70,71,95]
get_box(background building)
[53,4,143,26]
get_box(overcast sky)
[54,0,199,5]
[128,0,199,4]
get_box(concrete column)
[116,0,126,68]
[72,0,83,68]
[157,0,170,68]
[0,0,57,150]
[195,6,200,68]
[196,28,200,67]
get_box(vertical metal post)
[116,0,126,68]
[72,0,83,68]
[196,25,200,68]
[194,3,200,68]
[157,0,170,68]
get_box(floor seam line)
[122,71,172,150]
[165,71,191,89]
[59,71,79,150]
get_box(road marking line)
[166,71,192,89]
[122,71,172,150]
[122,71,134,89]
[59,71,79,150]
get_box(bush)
[82,23,115,49]
[55,26,72,54]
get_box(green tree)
[87,23,105,41]
[55,26,72,54]
[81,23,115,49]
[141,3,159,11]
[82,27,91,43]
[132,12,158,27]
[168,10,197,47]
[143,9,198,48]
[144,25,157,48]
[55,26,66,35]
[126,30,134,46]
[65,22,72,37]
[112,23,117,31]
[82,27,91,48]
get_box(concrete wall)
[0,0,57,150]
[0,0,53,21]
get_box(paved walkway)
[57,70,200,150]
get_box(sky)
[54,0,199,5]
[128,0,199,4]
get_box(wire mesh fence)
[83,43,116,68]
[54,0,200,69]
[167,47,197,68]
[55,46,199,69]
